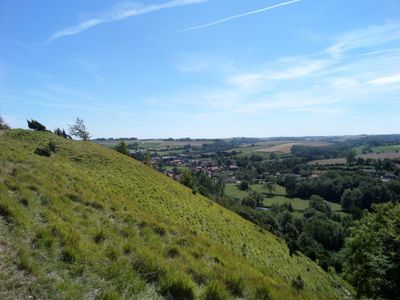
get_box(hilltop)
[0,130,350,299]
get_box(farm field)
[309,151,400,165]
[230,141,331,155]
[255,142,330,154]
[360,151,400,160]
[224,183,342,212]
[371,144,400,153]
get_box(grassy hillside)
[0,130,350,299]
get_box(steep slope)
[0,130,350,299]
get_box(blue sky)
[1,0,399,138]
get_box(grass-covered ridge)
[0,130,350,299]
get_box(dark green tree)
[346,149,357,165]
[0,114,10,130]
[239,181,249,191]
[115,141,129,155]
[54,128,71,139]
[180,168,195,190]
[27,119,47,131]
[343,203,400,299]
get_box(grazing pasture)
[224,183,342,212]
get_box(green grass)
[372,144,400,153]
[0,130,351,299]
[225,183,342,212]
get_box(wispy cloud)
[367,74,400,85]
[327,22,400,57]
[156,22,400,118]
[49,0,207,43]
[175,0,301,33]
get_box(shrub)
[132,253,165,283]
[166,247,180,258]
[292,275,304,291]
[202,281,229,300]
[160,273,195,300]
[94,230,106,243]
[0,115,10,130]
[225,275,245,296]
[61,247,78,264]
[27,119,47,131]
[34,147,51,157]
[48,140,57,152]
[255,286,271,300]
[18,248,36,274]
[54,128,71,139]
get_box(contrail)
[175,0,301,33]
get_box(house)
[310,170,325,178]
[382,172,396,182]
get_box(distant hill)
[0,130,351,299]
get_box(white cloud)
[163,22,400,119]
[367,74,400,85]
[49,0,207,42]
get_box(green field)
[372,144,400,153]
[0,130,350,299]
[225,183,342,212]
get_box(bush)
[18,248,36,274]
[94,230,106,243]
[48,141,57,152]
[54,128,71,139]
[239,181,249,191]
[225,275,245,296]
[34,147,51,157]
[292,275,304,291]
[166,247,180,258]
[202,281,229,300]
[61,247,78,264]
[27,119,47,131]
[160,273,195,300]
[0,115,10,130]
[255,286,271,300]
[132,253,165,283]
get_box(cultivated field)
[255,142,330,154]
[230,141,331,155]
[309,151,400,165]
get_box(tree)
[0,114,10,130]
[180,168,195,190]
[265,181,275,194]
[242,191,263,208]
[115,141,129,155]
[343,203,400,299]
[346,149,357,165]
[340,188,362,211]
[69,117,90,141]
[239,181,249,191]
[309,195,331,215]
[27,119,47,131]
[54,128,71,139]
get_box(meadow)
[0,130,350,299]
[224,183,342,212]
